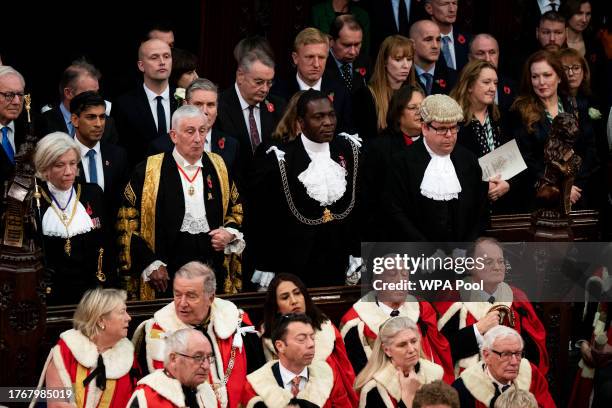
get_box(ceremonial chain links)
[277,140,359,225]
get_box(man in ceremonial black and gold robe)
[249,89,361,289]
[118,105,244,299]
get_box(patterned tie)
[421,72,433,95]
[1,127,15,164]
[156,95,167,137]
[290,376,301,397]
[390,310,400,317]
[341,63,353,92]
[248,105,261,152]
[441,36,454,70]
[86,149,98,184]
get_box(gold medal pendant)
[62,213,68,221]
[188,186,195,196]
[322,208,333,223]
[64,238,72,256]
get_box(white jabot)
[42,183,93,238]
[172,148,210,234]
[296,73,322,91]
[420,138,462,201]
[298,134,347,206]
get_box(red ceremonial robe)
[340,292,454,383]
[133,298,255,408]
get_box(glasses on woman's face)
[562,64,582,75]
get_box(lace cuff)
[142,260,167,282]
[251,270,275,291]
[222,227,245,255]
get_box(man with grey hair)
[128,328,218,407]
[0,66,26,203]
[385,94,488,241]
[149,78,239,179]
[452,326,555,408]
[133,262,264,408]
[118,105,244,299]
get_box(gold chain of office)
[278,140,359,225]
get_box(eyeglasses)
[176,352,216,365]
[490,350,524,360]
[0,91,25,102]
[562,65,582,74]
[247,77,274,89]
[427,124,459,135]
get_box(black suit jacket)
[147,128,240,180]
[77,141,128,222]
[323,52,371,95]
[417,63,458,96]
[0,119,28,210]
[270,75,354,133]
[35,103,119,144]
[113,84,178,167]
[443,30,470,72]
[384,138,488,241]
[496,74,518,118]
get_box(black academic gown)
[384,138,488,242]
[249,135,360,287]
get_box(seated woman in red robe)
[260,273,358,406]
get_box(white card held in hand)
[478,139,527,181]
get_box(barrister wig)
[419,94,464,124]
[262,273,328,338]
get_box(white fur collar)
[353,292,420,335]
[262,319,336,362]
[59,329,134,378]
[373,359,444,401]
[153,298,241,340]
[461,282,513,321]
[138,369,218,407]
[460,359,532,405]
[247,360,333,407]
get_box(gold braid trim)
[206,152,229,218]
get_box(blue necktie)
[421,73,433,95]
[442,36,454,70]
[1,127,15,164]
[156,96,167,137]
[67,121,75,137]
[86,149,98,184]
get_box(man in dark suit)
[271,27,354,133]
[36,59,119,144]
[150,78,239,181]
[216,48,286,175]
[468,33,517,117]
[113,38,177,168]
[385,94,488,242]
[0,66,26,210]
[410,20,457,95]
[363,0,428,59]
[70,91,128,222]
[424,0,470,72]
[326,14,371,95]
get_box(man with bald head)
[410,20,457,95]
[468,33,517,116]
[114,38,178,166]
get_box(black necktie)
[488,296,496,304]
[156,95,167,137]
[83,355,107,390]
[398,0,410,36]
[182,385,199,408]
[390,310,400,317]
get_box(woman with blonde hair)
[271,91,304,143]
[33,288,137,408]
[353,35,419,139]
[354,316,445,408]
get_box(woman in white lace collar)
[34,132,110,305]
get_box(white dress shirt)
[75,137,105,190]
[441,29,457,70]
[537,0,560,14]
[378,301,399,317]
[391,0,413,30]
[1,121,16,153]
[296,73,322,91]
[143,84,171,134]
[278,361,308,393]
[204,129,213,153]
[235,82,262,148]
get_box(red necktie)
[290,376,301,397]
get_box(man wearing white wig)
[385,93,488,242]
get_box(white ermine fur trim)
[247,360,333,407]
[210,297,242,340]
[460,283,513,319]
[460,359,532,405]
[372,359,444,401]
[436,302,463,331]
[352,292,420,336]
[138,369,186,407]
[126,389,147,408]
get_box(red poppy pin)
[590,53,597,63]
[218,137,225,150]
[338,154,346,169]
[206,175,213,189]
[265,100,275,113]
[357,67,367,77]
[503,85,511,95]
[437,79,446,88]
[328,92,335,103]
[86,203,93,216]
[457,34,466,44]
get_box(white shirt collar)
[537,0,559,13]
[300,133,329,155]
[74,136,101,158]
[377,301,400,316]
[278,361,308,386]
[172,147,203,169]
[441,28,454,42]
[296,73,322,91]
[234,82,259,111]
[2,121,15,134]
[47,181,73,208]
[204,129,212,153]
[143,83,170,102]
